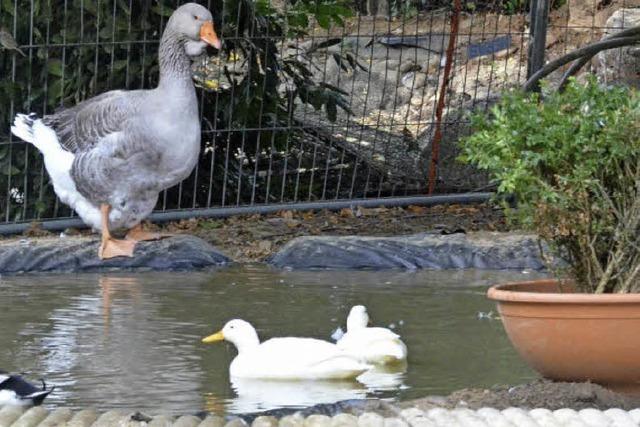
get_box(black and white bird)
[0,371,54,407]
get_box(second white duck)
[202,319,370,380]
[336,305,408,365]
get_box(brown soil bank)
[14,202,508,263]
[407,380,640,411]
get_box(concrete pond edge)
[2,400,640,427]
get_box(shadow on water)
[0,266,548,414]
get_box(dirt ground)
[406,380,640,411]
[17,202,509,262]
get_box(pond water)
[0,266,548,415]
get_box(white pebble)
[331,414,358,427]
[451,407,489,427]
[553,408,582,425]
[528,408,558,427]
[603,408,636,427]
[501,408,539,427]
[578,408,612,427]
[383,417,408,427]
[476,408,515,427]
[425,408,458,425]
[628,408,640,424]
[358,412,384,427]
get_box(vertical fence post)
[527,0,550,91]
[427,0,461,195]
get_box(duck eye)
[194,15,199,20]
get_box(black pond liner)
[0,235,230,274]
[267,231,551,271]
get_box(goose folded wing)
[42,90,134,153]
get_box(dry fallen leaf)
[280,210,294,220]
[339,208,354,218]
[407,205,427,214]
[285,219,301,229]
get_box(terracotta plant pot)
[488,279,640,393]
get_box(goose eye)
[194,15,200,20]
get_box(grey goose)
[11,3,221,259]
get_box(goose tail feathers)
[11,113,38,145]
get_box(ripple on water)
[0,267,545,414]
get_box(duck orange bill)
[200,21,222,50]
[202,330,224,343]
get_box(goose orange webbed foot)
[125,224,173,242]
[98,203,136,260]
[99,237,136,259]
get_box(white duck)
[0,371,54,407]
[202,319,371,380]
[336,305,408,365]
[11,3,222,260]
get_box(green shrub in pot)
[460,76,640,293]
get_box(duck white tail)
[11,113,102,229]
[365,339,408,364]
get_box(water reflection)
[226,378,368,413]
[100,276,142,330]
[35,275,206,413]
[357,364,408,391]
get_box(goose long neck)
[158,25,192,88]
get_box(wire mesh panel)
[0,0,602,225]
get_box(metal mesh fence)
[0,0,635,227]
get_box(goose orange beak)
[202,330,224,343]
[200,21,222,50]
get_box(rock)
[597,9,640,88]
[0,405,25,427]
[382,418,408,427]
[385,60,401,70]
[357,413,384,427]
[62,409,98,427]
[370,60,400,82]
[91,410,127,427]
[0,235,230,274]
[9,407,48,427]
[225,418,249,427]
[268,232,550,270]
[252,416,279,427]
[38,408,73,427]
[399,60,420,74]
[398,409,435,427]
[148,414,175,427]
[174,415,204,427]
[424,409,457,426]
[330,414,358,427]
[401,72,428,90]
[200,415,226,427]
[304,415,332,427]
[279,414,305,427]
